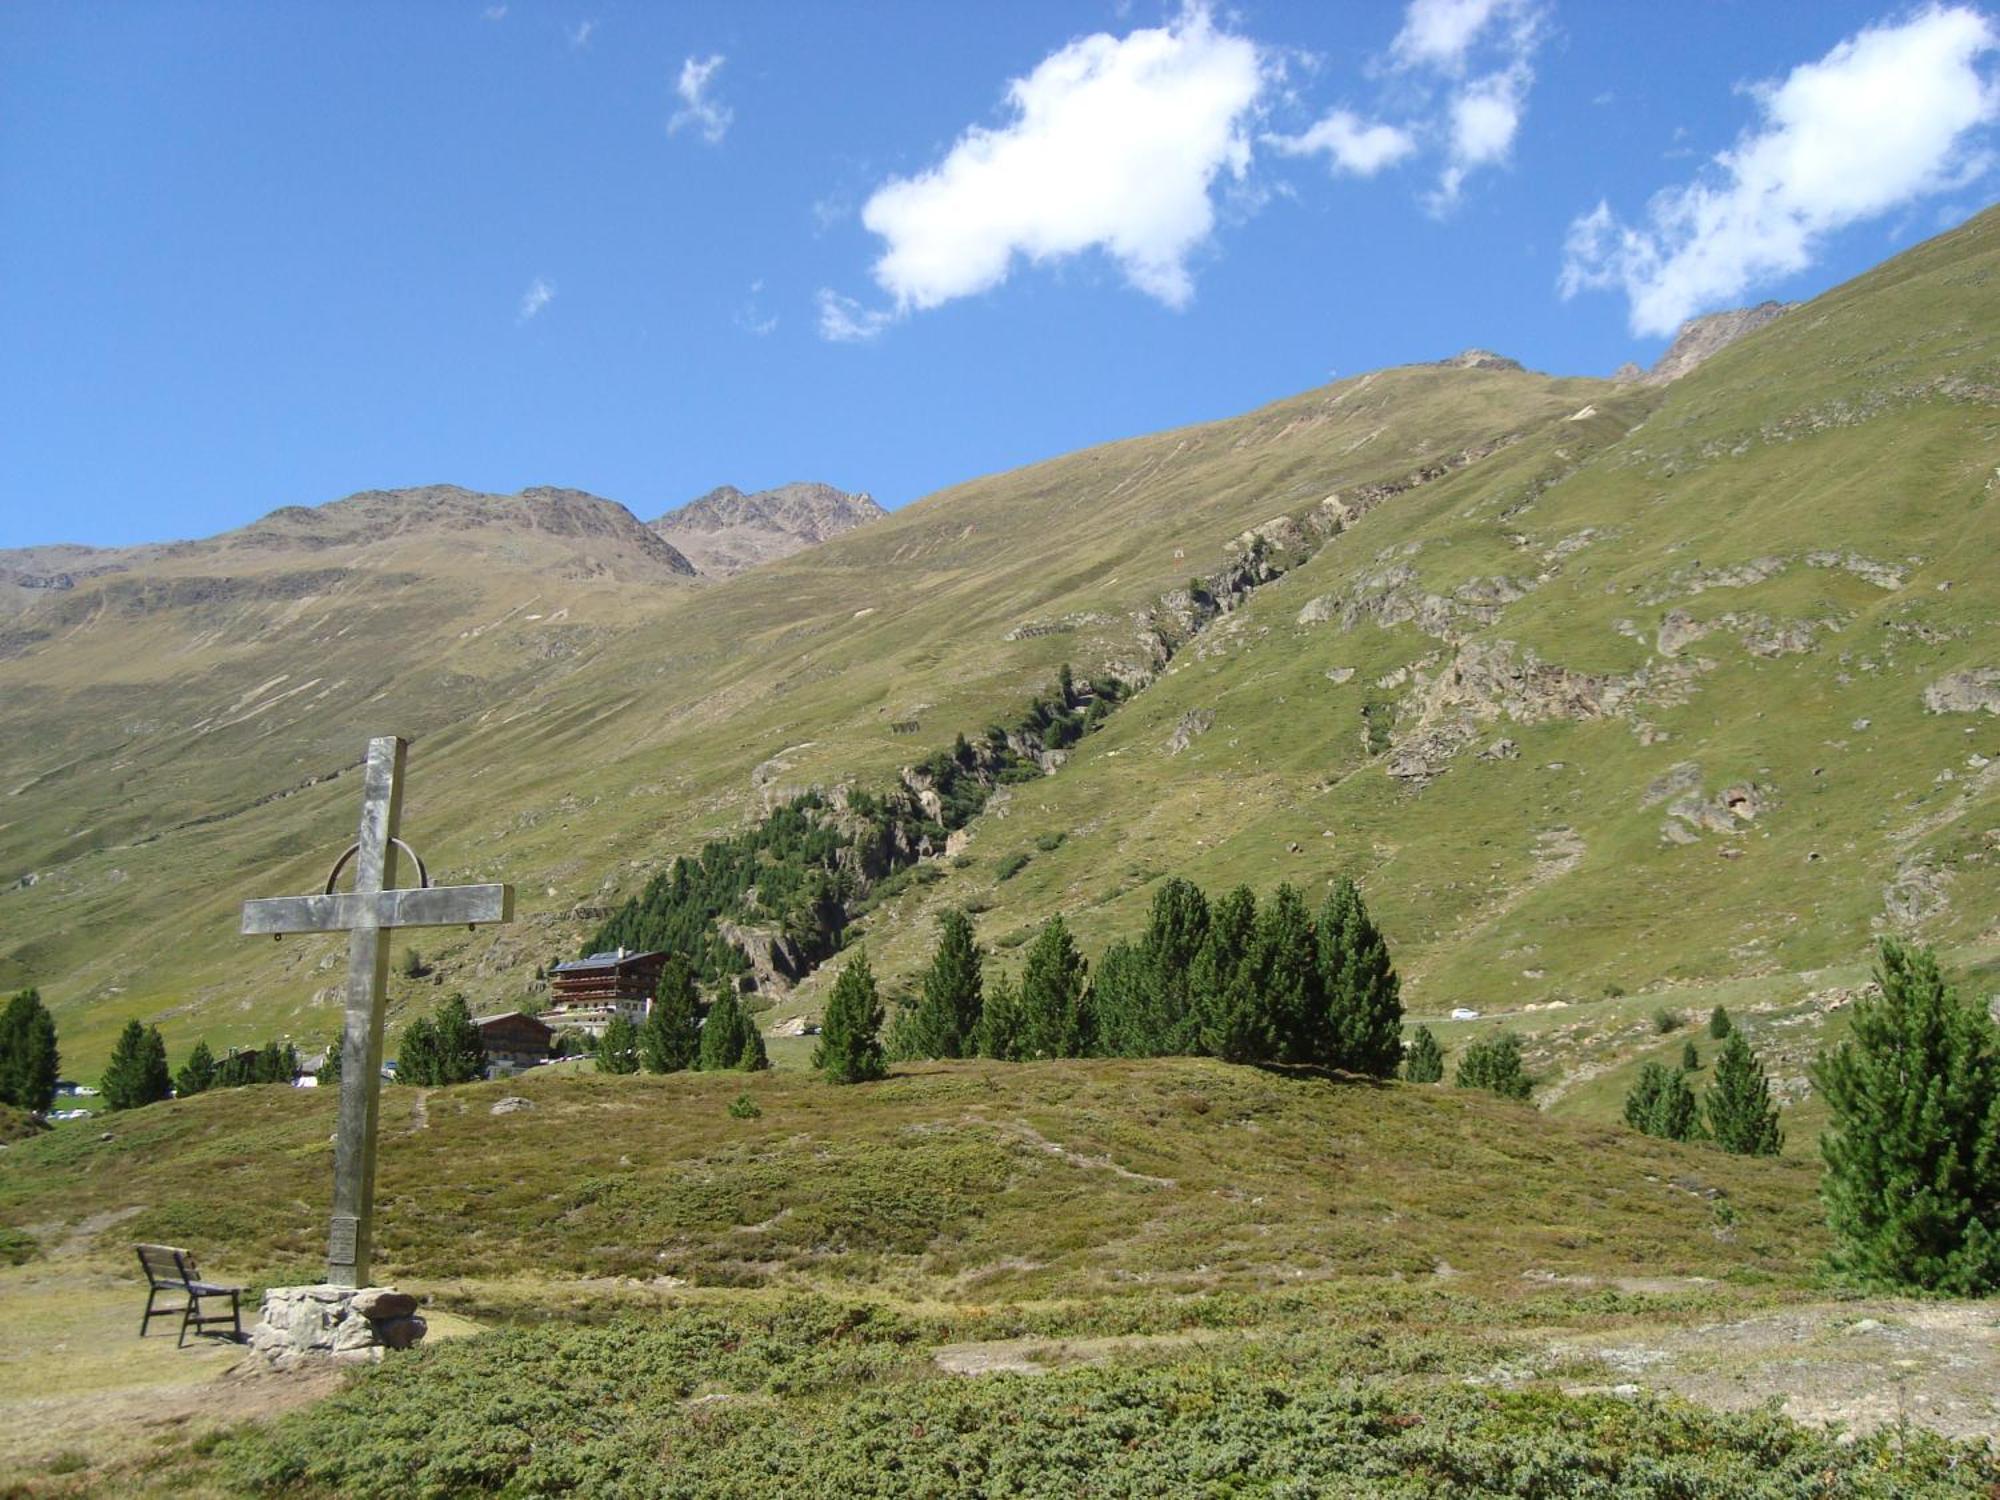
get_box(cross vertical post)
[329,735,404,1286]
[240,734,512,1292]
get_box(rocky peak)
[651,481,886,577]
[1641,301,1793,385]
[1436,349,1524,373]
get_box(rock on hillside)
[651,481,885,577]
[1642,302,1794,384]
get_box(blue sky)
[2,1,1994,549]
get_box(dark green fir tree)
[1318,878,1404,1077]
[814,951,888,1084]
[175,1039,218,1097]
[0,988,60,1114]
[101,1020,171,1110]
[596,1013,641,1075]
[1453,1032,1531,1101]
[1402,1025,1444,1083]
[1814,939,2000,1293]
[1017,916,1091,1059]
[641,958,701,1073]
[1705,1032,1782,1156]
[903,910,985,1059]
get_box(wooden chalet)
[474,1011,555,1072]
[539,947,666,1036]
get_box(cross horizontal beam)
[240,883,513,937]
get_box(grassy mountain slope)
[5,210,1998,1085]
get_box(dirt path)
[1543,1297,2000,1441]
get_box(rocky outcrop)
[1644,763,1777,843]
[1923,670,2000,715]
[249,1284,426,1368]
[1642,302,1793,385]
[651,482,885,577]
[1166,709,1214,755]
[1435,349,1525,373]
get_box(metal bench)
[135,1243,243,1347]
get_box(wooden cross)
[240,736,513,1287]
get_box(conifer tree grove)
[175,1039,217,1098]
[427,995,487,1084]
[1017,916,1091,1059]
[1402,1025,1444,1083]
[641,959,701,1073]
[696,992,744,1072]
[0,988,60,1114]
[398,1016,439,1085]
[903,909,984,1059]
[978,972,1025,1061]
[1318,878,1404,1077]
[815,950,888,1084]
[1624,1061,1699,1141]
[1193,886,1262,1062]
[596,1014,641,1075]
[1139,877,1209,1055]
[1254,883,1324,1063]
[1814,939,2000,1293]
[1704,1032,1782,1157]
[1453,1032,1531,1100]
[101,1020,171,1110]
[1088,940,1150,1058]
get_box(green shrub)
[1652,1007,1681,1034]
[727,1093,761,1120]
[1034,830,1067,852]
[1454,1033,1531,1100]
[995,852,1030,882]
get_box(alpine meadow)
[4,4,2000,1494]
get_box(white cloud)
[669,54,732,145]
[737,280,779,337]
[855,3,1270,315]
[1392,0,1515,73]
[1561,5,1999,335]
[1383,0,1544,209]
[815,289,893,343]
[1265,108,1416,176]
[481,4,507,20]
[518,277,555,322]
[568,18,596,49]
[1431,58,1533,206]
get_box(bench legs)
[176,1289,242,1348]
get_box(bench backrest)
[135,1242,198,1289]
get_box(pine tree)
[1255,883,1324,1063]
[1139,877,1209,1055]
[175,1040,217,1098]
[736,1016,770,1072]
[1318,878,1404,1077]
[398,1015,439,1085]
[1814,939,2000,1293]
[1089,940,1149,1058]
[700,991,750,1071]
[1402,1025,1444,1083]
[1624,1061,1699,1140]
[1705,1032,1782,1157]
[596,1014,641,1074]
[101,1020,171,1110]
[1681,1039,1700,1072]
[1193,885,1261,1061]
[815,951,888,1084]
[0,988,60,1114]
[903,910,984,1059]
[1453,1032,1531,1100]
[641,958,701,1073]
[254,1039,300,1084]
[1017,916,1091,1059]
[319,1033,344,1084]
[430,995,487,1084]
[978,972,1025,1060]
[1709,1006,1733,1040]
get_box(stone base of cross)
[241,737,512,1286]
